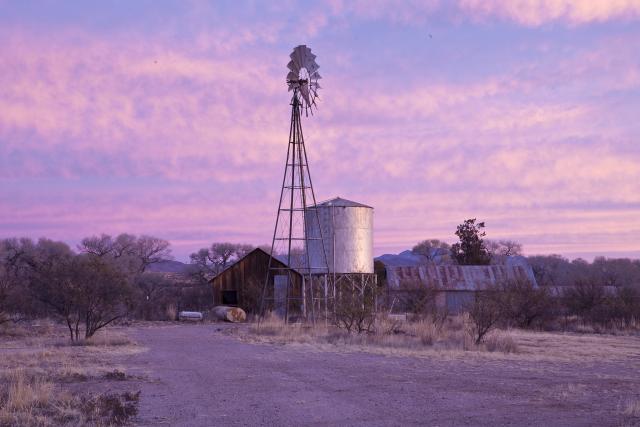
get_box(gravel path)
[124,323,639,426]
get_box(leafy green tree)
[450,219,491,265]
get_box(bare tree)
[78,234,114,257]
[209,242,239,269]
[591,257,640,288]
[132,235,172,273]
[188,242,256,285]
[396,280,439,318]
[235,244,254,259]
[493,279,552,328]
[467,292,501,344]
[134,273,173,320]
[333,283,378,334]
[0,238,37,323]
[527,254,573,287]
[78,233,172,274]
[412,239,451,263]
[486,239,523,263]
[31,248,132,341]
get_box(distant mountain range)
[147,249,449,275]
[374,250,423,266]
[147,260,190,274]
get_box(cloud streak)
[1,3,639,260]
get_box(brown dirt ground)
[118,323,640,426]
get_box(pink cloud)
[459,0,640,26]
[1,23,639,260]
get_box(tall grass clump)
[0,369,77,426]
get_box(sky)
[1,0,640,262]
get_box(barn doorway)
[221,290,238,306]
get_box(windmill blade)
[286,45,321,112]
[300,84,311,107]
[306,62,319,74]
[310,86,320,104]
[290,49,303,69]
[293,46,306,69]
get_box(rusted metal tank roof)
[314,197,373,209]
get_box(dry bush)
[0,370,77,426]
[333,283,378,334]
[81,391,140,425]
[395,280,438,318]
[555,383,587,402]
[403,320,441,346]
[165,304,177,321]
[0,370,140,426]
[246,313,519,354]
[466,293,502,344]
[0,322,28,337]
[622,399,640,418]
[494,279,554,328]
[252,313,326,343]
[484,332,519,353]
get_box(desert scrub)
[621,398,640,418]
[247,314,518,354]
[0,369,140,426]
[0,369,78,426]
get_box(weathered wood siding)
[210,248,302,311]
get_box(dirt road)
[124,324,639,426]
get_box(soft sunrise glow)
[1,1,639,260]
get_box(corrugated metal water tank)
[306,197,374,274]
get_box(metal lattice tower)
[259,45,330,323]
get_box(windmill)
[260,45,330,323]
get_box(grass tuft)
[622,399,640,418]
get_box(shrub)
[466,292,501,344]
[495,279,554,328]
[395,280,438,317]
[333,282,378,334]
[562,280,606,324]
[484,333,519,353]
[166,304,177,321]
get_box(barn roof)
[385,261,537,291]
[208,247,301,283]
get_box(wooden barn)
[209,248,302,313]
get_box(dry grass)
[166,304,177,321]
[61,331,134,347]
[243,314,640,363]
[0,321,144,426]
[621,399,640,418]
[555,383,587,401]
[0,369,81,426]
[0,369,140,426]
[484,333,519,354]
[248,314,518,356]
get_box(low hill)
[147,260,190,274]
